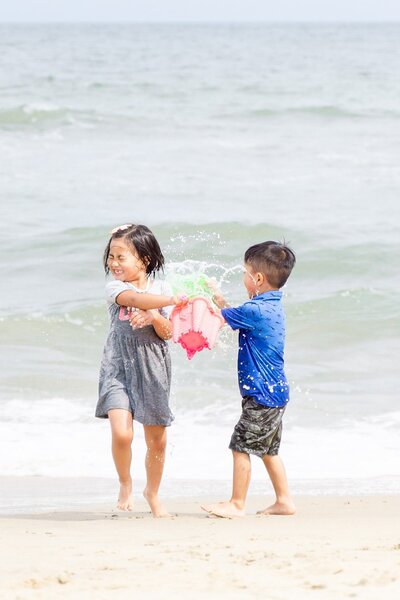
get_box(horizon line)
[0,19,399,25]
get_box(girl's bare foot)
[117,479,133,511]
[257,500,296,516]
[201,501,245,519]
[143,488,171,518]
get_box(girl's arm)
[130,309,172,340]
[150,312,172,340]
[115,290,179,311]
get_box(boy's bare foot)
[143,488,172,518]
[201,501,245,519]
[117,480,133,511]
[257,501,296,516]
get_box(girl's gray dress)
[95,279,174,426]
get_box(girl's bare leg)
[108,409,134,511]
[143,425,170,517]
[258,454,296,515]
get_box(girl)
[96,223,180,517]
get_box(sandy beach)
[1,495,399,600]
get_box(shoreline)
[1,495,399,599]
[1,475,399,516]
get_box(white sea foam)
[1,398,398,491]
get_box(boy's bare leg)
[258,454,296,515]
[143,425,171,518]
[108,409,134,511]
[201,451,251,518]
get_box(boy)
[202,241,296,518]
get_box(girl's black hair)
[103,224,165,276]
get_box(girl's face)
[107,238,146,282]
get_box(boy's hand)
[212,293,229,309]
[205,277,220,295]
[205,278,229,309]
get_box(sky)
[0,0,400,23]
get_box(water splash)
[166,259,243,302]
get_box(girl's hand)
[129,308,155,329]
[172,295,188,307]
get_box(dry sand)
[1,495,399,599]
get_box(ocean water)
[0,24,399,503]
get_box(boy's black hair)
[244,241,296,289]
[103,224,165,276]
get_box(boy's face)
[243,262,259,298]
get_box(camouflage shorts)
[229,396,286,457]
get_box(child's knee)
[147,434,166,454]
[113,429,133,447]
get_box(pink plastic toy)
[170,297,225,360]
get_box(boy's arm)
[205,276,258,329]
[206,278,231,309]
[212,291,230,310]
[220,303,258,331]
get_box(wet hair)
[244,241,296,289]
[103,224,165,276]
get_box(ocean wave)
[0,103,100,128]
[287,292,400,352]
[0,397,398,482]
[0,102,172,130]
[0,305,106,332]
[249,105,362,119]
[3,101,398,132]
[291,287,400,319]
[216,105,400,120]
[0,221,300,260]
[4,221,398,279]
[1,222,399,317]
